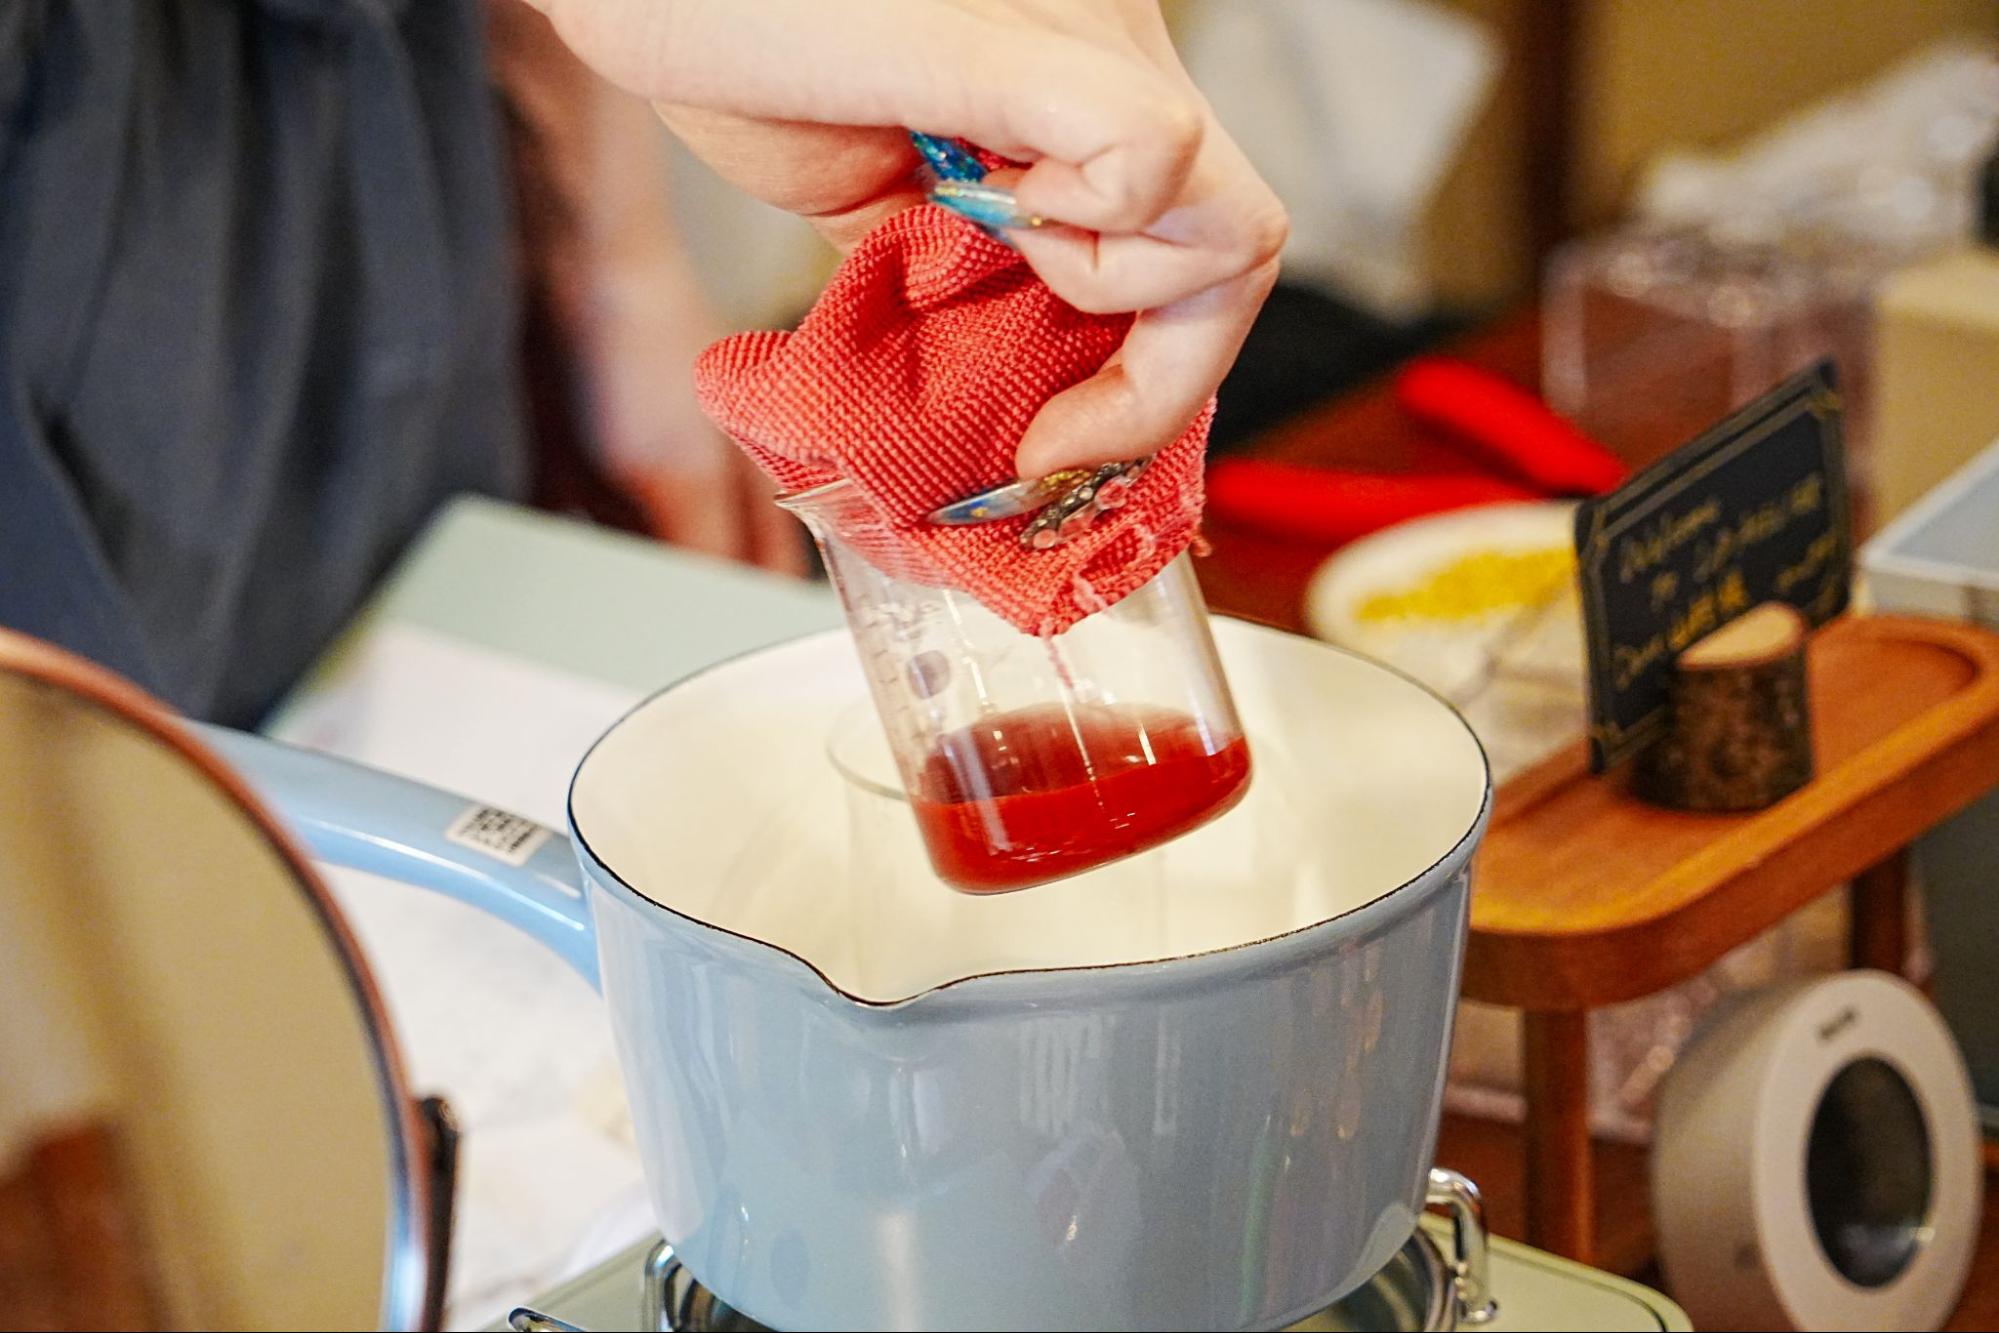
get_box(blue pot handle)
[198,726,599,988]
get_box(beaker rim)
[773,477,856,514]
[825,700,907,803]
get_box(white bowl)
[1302,500,1586,782]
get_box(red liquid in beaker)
[910,704,1252,893]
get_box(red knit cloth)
[693,206,1211,636]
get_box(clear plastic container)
[1541,226,1837,467]
[780,479,1251,894]
[1542,217,1959,517]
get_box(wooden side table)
[1466,613,1999,1261]
[1199,311,1999,1265]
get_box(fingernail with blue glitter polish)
[909,131,987,183]
[929,181,1045,232]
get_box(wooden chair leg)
[1851,849,1911,975]
[1522,1008,1595,1263]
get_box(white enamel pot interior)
[566,618,1490,1331]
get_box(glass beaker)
[781,479,1251,894]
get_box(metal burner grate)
[512,1169,1495,1333]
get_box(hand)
[490,4,805,573]
[579,261,806,575]
[520,0,1287,477]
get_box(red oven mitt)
[692,205,1211,636]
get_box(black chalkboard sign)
[1577,361,1850,771]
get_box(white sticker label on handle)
[445,804,552,867]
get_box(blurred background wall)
[1424,0,1999,311]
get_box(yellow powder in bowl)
[1355,547,1575,625]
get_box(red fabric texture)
[692,206,1210,635]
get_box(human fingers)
[1013,256,1280,476]
[525,0,1202,235]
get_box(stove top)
[498,1215,1686,1332]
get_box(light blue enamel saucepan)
[204,618,1489,1332]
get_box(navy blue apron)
[0,0,525,723]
